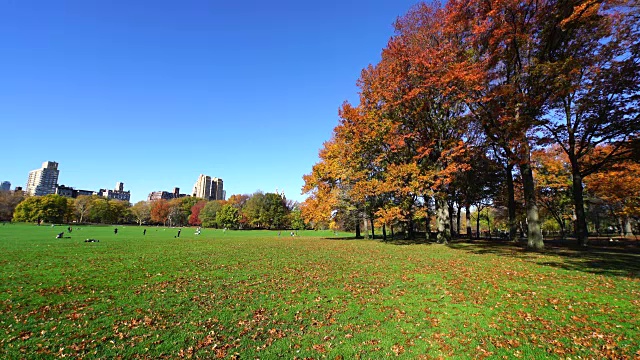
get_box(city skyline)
[0,1,418,203]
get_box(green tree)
[289,208,305,230]
[109,200,130,224]
[89,198,116,224]
[199,201,223,228]
[243,192,266,228]
[216,204,239,229]
[243,192,290,229]
[13,195,71,223]
[263,193,289,229]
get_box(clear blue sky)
[0,0,418,203]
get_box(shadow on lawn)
[448,238,640,279]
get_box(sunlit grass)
[1,223,638,358]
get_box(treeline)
[5,191,306,230]
[301,0,639,249]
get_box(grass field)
[1,223,639,358]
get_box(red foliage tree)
[188,200,208,226]
[150,199,170,226]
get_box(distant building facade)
[55,181,130,202]
[192,174,225,200]
[99,182,130,202]
[55,185,76,197]
[147,187,188,201]
[26,161,59,196]
[0,181,10,192]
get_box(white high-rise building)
[26,161,59,196]
[193,174,212,199]
[192,174,224,200]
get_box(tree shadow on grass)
[322,236,364,241]
[448,238,640,279]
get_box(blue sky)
[0,0,418,203]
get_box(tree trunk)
[570,170,589,246]
[456,205,461,237]
[624,217,634,237]
[520,161,544,250]
[407,217,414,240]
[363,216,369,239]
[465,204,472,240]
[382,224,387,241]
[505,164,518,242]
[436,196,451,243]
[618,217,624,237]
[370,217,375,240]
[425,215,430,241]
[391,225,394,239]
[448,201,455,237]
[355,222,361,239]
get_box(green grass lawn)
[1,223,638,358]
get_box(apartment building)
[147,187,188,201]
[192,174,225,200]
[26,161,59,196]
[0,181,10,192]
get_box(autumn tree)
[445,0,568,249]
[532,146,573,238]
[585,160,640,236]
[0,190,24,221]
[188,200,207,226]
[150,199,170,226]
[73,195,94,223]
[167,198,188,226]
[539,1,640,246]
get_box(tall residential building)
[192,174,212,199]
[211,177,224,200]
[0,181,10,192]
[26,161,59,196]
[192,174,224,200]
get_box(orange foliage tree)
[585,161,640,236]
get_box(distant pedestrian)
[143,229,147,236]
[114,228,118,235]
[68,226,72,233]
[177,229,181,238]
